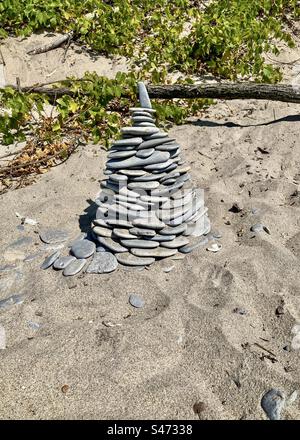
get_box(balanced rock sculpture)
[41,82,211,275]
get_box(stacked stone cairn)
[41,82,211,275]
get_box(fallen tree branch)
[27,32,74,55]
[2,81,300,104]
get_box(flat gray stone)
[129,228,156,237]
[149,234,176,242]
[86,252,118,274]
[107,151,170,170]
[179,237,208,253]
[40,251,61,269]
[261,389,285,420]
[0,294,24,310]
[9,237,33,248]
[39,229,69,244]
[113,228,137,239]
[132,111,156,117]
[132,172,166,182]
[161,236,189,249]
[132,217,165,230]
[162,192,193,209]
[117,200,146,212]
[106,219,132,228]
[136,148,155,158]
[121,127,159,136]
[116,253,155,266]
[108,149,136,159]
[131,247,178,258]
[157,162,177,173]
[143,132,168,140]
[129,293,145,308]
[156,143,180,151]
[137,137,176,150]
[132,116,154,123]
[128,181,160,191]
[96,246,106,252]
[93,218,110,228]
[140,195,168,204]
[97,236,127,253]
[138,82,152,109]
[93,226,112,238]
[144,159,173,171]
[63,258,87,276]
[120,239,160,249]
[71,239,96,259]
[120,169,146,177]
[160,224,188,235]
[68,233,87,248]
[53,256,76,270]
[133,122,156,127]
[151,180,186,197]
[109,174,128,183]
[112,137,143,146]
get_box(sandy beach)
[0,33,300,420]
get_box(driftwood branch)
[2,82,300,104]
[27,32,74,55]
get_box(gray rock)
[129,293,145,308]
[108,149,136,159]
[117,200,146,211]
[132,111,156,118]
[113,228,137,239]
[109,174,128,183]
[129,227,156,237]
[133,122,156,127]
[132,217,165,230]
[40,251,61,269]
[176,165,191,174]
[106,219,132,228]
[138,81,152,109]
[9,236,33,248]
[137,137,176,150]
[120,239,160,249]
[128,181,160,191]
[140,195,168,204]
[71,239,96,259]
[107,151,170,170]
[93,218,110,228]
[39,229,69,244]
[120,169,146,177]
[86,252,118,274]
[179,237,209,253]
[96,246,106,252]
[143,132,168,140]
[136,148,155,158]
[150,234,176,242]
[93,226,112,238]
[156,143,180,151]
[0,294,24,310]
[63,258,87,276]
[68,232,87,248]
[261,389,285,420]
[53,256,76,270]
[132,116,155,123]
[131,247,178,258]
[121,127,159,136]
[97,236,127,253]
[157,162,178,173]
[112,137,143,146]
[116,253,155,266]
[144,159,174,171]
[161,236,189,249]
[132,172,166,182]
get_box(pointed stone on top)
[138,82,152,109]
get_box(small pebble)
[261,389,285,420]
[207,242,222,252]
[71,239,96,259]
[86,252,118,274]
[40,251,61,269]
[129,294,145,308]
[39,229,69,244]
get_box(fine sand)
[0,33,300,420]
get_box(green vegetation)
[0,0,299,148]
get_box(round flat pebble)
[261,389,285,420]
[131,247,178,258]
[71,239,96,259]
[120,239,160,249]
[161,236,189,249]
[63,258,87,276]
[39,229,69,244]
[40,251,61,269]
[86,252,118,274]
[53,256,76,270]
[129,294,145,308]
[93,226,112,238]
[116,253,155,266]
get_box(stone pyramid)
[91,82,211,267]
